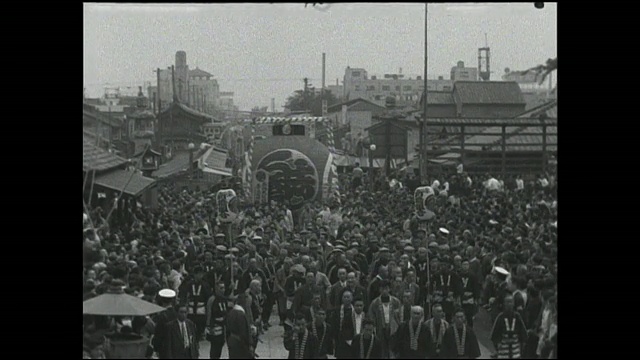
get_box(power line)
[84,78,323,87]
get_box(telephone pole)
[154,68,162,112]
[421,3,429,184]
[303,77,310,112]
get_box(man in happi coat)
[459,260,481,328]
[310,308,334,359]
[490,294,528,359]
[181,266,211,341]
[226,297,254,359]
[367,280,401,358]
[442,308,482,359]
[284,314,319,359]
[351,319,384,359]
[425,303,450,359]
[393,306,431,359]
[205,282,230,359]
[330,290,357,359]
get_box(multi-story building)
[450,61,478,82]
[339,67,454,106]
[218,91,238,119]
[148,51,229,116]
[189,68,220,116]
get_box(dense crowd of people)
[83,165,557,359]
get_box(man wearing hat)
[152,289,177,359]
[241,237,265,268]
[369,247,391,279]
[485,266,511,322]
[180,266,212,341]
[459,260,481,328]
[205,281,229,359]
[285,264,307,324]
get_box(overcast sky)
[84,3,557,111]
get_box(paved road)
[196,307,496,359]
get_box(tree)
[284,88,339,116]
[521,57,557,87]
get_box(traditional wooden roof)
[419,91,456,107]
[83,132,128,172]
[453,81,525,105]
[327,97,386,113]
[424,118,556,126]
[93,169,155,196]
[158,101,216,123]
[516,99,557,118]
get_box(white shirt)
[382,303,391,324]
[516,179,525,190]
[354,313,364,335]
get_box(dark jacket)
[165,319,199,359]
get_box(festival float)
[233,117,340,210]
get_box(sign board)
[216,189,238,223]
[415,186,436,221]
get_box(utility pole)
[322,53,327,116]
[421,3,429,185]
[303,77,309,112]
[154,68,162,112]
[171,65,178,102]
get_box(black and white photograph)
[83,3,557,359]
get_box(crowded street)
[83,168,557,359]
[84,4,557,358]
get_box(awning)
[94,169,155,196]
[202,167,232,176]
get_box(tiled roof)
[83,133,128,172]
[419,91,455,106]
[159,101,217,123]
[459,126,557,152]
[425,118,556,126]
[93,169,155,196]
[497,126,557,152]
[517,100,557,118]
[83,108,123,128]
[327,97,385,113]
[189,68,213,78]
[202,146,229,170]
[453,81,525,104]
[152,152,191,178]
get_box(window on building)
[352,71,361,77]
[354,85,361,91]
[404,85,412,91]
[367,85,376,91]
[382,85,391,91]
[395,86,401,91]
[375,95,382,100]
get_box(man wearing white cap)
[152,289,177,359]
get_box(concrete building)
[148,51,231,116]
[218,91,238,119]
[175,51,189,103]
[450,61,478,82]
[339,67,454,107]
[189,68,220,116]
